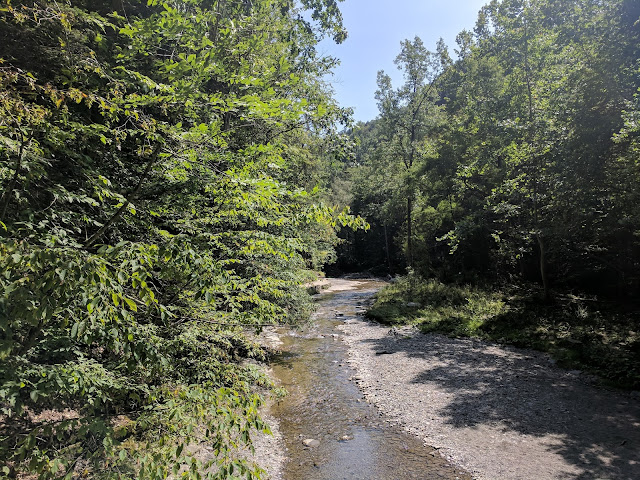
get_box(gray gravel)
[338,319,640,480]
[247,409,284,480]
[250,328,285,480]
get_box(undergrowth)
[367,275,640,389]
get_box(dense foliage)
[344,0,640,301]
[0,0,366,478]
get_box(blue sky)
[317,0,489,123]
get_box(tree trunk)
[537,233,550,302]
[211,0,226,44]
[384,223,392,273]
[85,143,162,248]
[407,196,413,269]
[0,135,29,220]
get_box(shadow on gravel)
[363,332,640,480]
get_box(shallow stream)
[269,279,469,480]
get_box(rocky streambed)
[255,278,640,479]
[337,292,640,479]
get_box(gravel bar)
[338,319,640,480]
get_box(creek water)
[269,279,469,480]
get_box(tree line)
[342,0,640,301]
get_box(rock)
[406,302,421,308]
[340,435,353,441]
[302,438,320,448]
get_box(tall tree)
[346,0,640,298]
[374,37,443,269]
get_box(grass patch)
[367,275,640,389]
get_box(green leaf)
[124,298,137,312]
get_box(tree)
[374,36,444,269]
[345,0,640,299]
[0,1,364,478]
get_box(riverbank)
[247,410,285,480]
[250,328,285,480]
[366,276,640,389]
[338,316,640,479]
[256,278,469,479]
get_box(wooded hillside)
[344,0,640,300]
[338,0,640,389]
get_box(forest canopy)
[337,0,640,389]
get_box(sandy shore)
[337,319,640,480]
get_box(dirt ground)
[338,317,640,480]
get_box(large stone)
[302,438,320,448]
